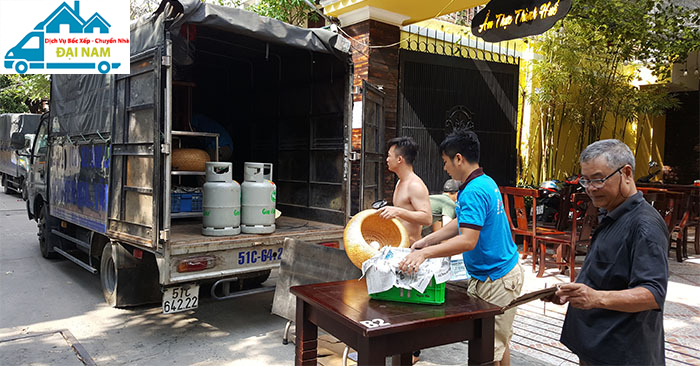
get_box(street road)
[0,189,294,365]
[0,186,552,366]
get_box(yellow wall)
[523,108,667,184]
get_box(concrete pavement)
[3,184,698,365]
[0,183,551,366]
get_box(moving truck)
[0,113,40,196]
[16,0,386,313]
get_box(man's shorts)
[467,261,524,361]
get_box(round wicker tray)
[343,209,410,269]
[172,148,210,172]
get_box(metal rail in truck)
[12,0,392,314]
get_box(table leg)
[391,352,413,365]
[357,338,386,366]
[295,297,318,366]
[468,316,495,366]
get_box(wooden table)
[290,279,502,366]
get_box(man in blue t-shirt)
[399,129,523,366]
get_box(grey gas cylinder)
[202,162,241,236]
[241,162,276,234]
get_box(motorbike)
[536,175,584,230]
[536,180,562,224]
[637,161,662,183]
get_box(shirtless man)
[377,136,432,244]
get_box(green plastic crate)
[369,278,445,305]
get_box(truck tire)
[38,205,59,259]
[20,177,27,200]
[1,175,9,194]
[100,244,118,306]
[100,243,161,308]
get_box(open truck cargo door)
[359,80,386,211]
[107,48,164,248]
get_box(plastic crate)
[191,193,202,212]
[171,193,181,213]
[171,192,203,213]
[369,278,445,305]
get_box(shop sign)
[471,0,572,42]
[0,0,129,74]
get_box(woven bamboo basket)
[343,209,410,269]
[171,148,210,172]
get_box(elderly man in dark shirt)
[546,139,669,365]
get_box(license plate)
[163,284,199,314]
[536,204,544,215]
[236,246,283,266]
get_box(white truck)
[0,113,40,196]
[16,0,386,313]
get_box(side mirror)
[10,132,25,150]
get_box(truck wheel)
[15,61,28,74]
[100,244,118,306]
[20,178,27,200]
[100,243,161,308]
[38,205,59,259]
[1,175,8,194]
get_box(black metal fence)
[401,24,521,65]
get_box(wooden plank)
[169,216,343,247]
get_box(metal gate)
[398,50,518,192]
[107,49,163,247]
[359,80,386,212]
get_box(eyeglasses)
[579,166,625,189]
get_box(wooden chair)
[500,187,537,271]
[638,184,700,255]
[554,184,577,232]
[687,189,700,255]
[640,188,686,262]
[534,193,598,282]
[670,192,692,261]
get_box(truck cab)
[1,113,41,197]
[24,116,49,218]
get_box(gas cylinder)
[202,162,241,236]
[241,162,276,234]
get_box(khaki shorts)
[467,261,524,361]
